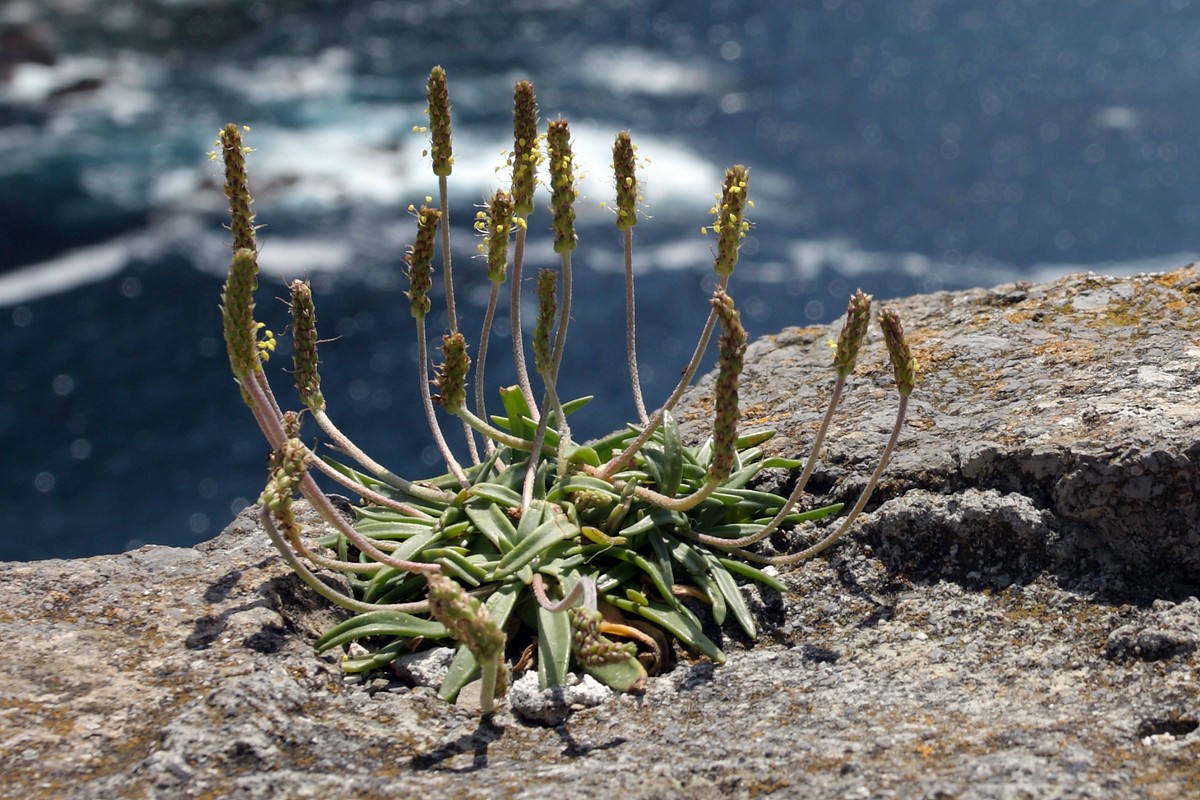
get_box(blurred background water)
[3,0,1199,561]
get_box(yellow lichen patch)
[1101,300,1143,328]
[1032,339,1097,365]
[1005,307,1042,325]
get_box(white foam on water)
[255,238,354,279]
[226,113,724,225]
[0,218,203,307]
[0,237,132,307]
[211,48,355,104]
[577,46,726,97]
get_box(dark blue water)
[3,0,1199,561]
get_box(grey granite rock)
[682,265,1200,598]
[2,269,1198,799]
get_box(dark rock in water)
[1,270,1198,798]
[0,22,56,77]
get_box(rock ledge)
[3,269,1199,799]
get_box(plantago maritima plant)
[214,68,918,713]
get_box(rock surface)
[3,268,1199,798]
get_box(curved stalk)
[531,574,596,612]
[723,394,908,566]
[303,448,438,519]
[312,409,454,506]
[454,406,550,456]
[438,175,457,333]
[522,250,574,508]
[509,227,539,418]
[690,377,846,549]
[241,372,443,575]
[582,465,720,513]
[597,274,729,480]
[475,281,503,455]
[260,509,433,613]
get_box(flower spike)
[478,189,514,283]
[426,66,454,177]
[511,80,540,218]
[432,332,470,414]
[613,131,639,231]
[217,123,256,253]
[709,165,750,277]
[708,288,747,483]
[834,289,873,379]
[546,119,578,254]
[289,279,325,413]
[880,307,918,396]
[533,269,558,377]
[221,247,262,390]
[405,204,441,318]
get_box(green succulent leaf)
[659,410,685,497]
[537,603,573,689]
[469,482,524,508]
[464,504,517,553]
[492,514,578,579]
[717,557,786,592]
[704,553,756,638]
[339,639,409,674]
[578,651,646,693]
[314,610,448,652]
[498,385,538,440]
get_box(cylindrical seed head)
[405,204,441,318]
[432,332,470,413]
[481,189,514,283]
[833,289,873,378]
[568,606,637,666]
[259,438,311,542]
[511,80,540,218]
[289,279,325,412]
[879,307,918,397]
[710,165,750,277]
[221,247,261,384]
[546,119,578,254]
[281,410,302,440]
[426,572,506,661]
[426,66,453,177]
[218,123,257,253]
[533,269,558,376]
[612,131,638,231]
[707,289,747,482]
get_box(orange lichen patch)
[1032,339,1097,365]
[775,325,826,339]
[1151,265,1198,289]
[911,342,950,372]
[741,402,785,428]
[904,326,940,347]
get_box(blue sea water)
[2,0,1199,561]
